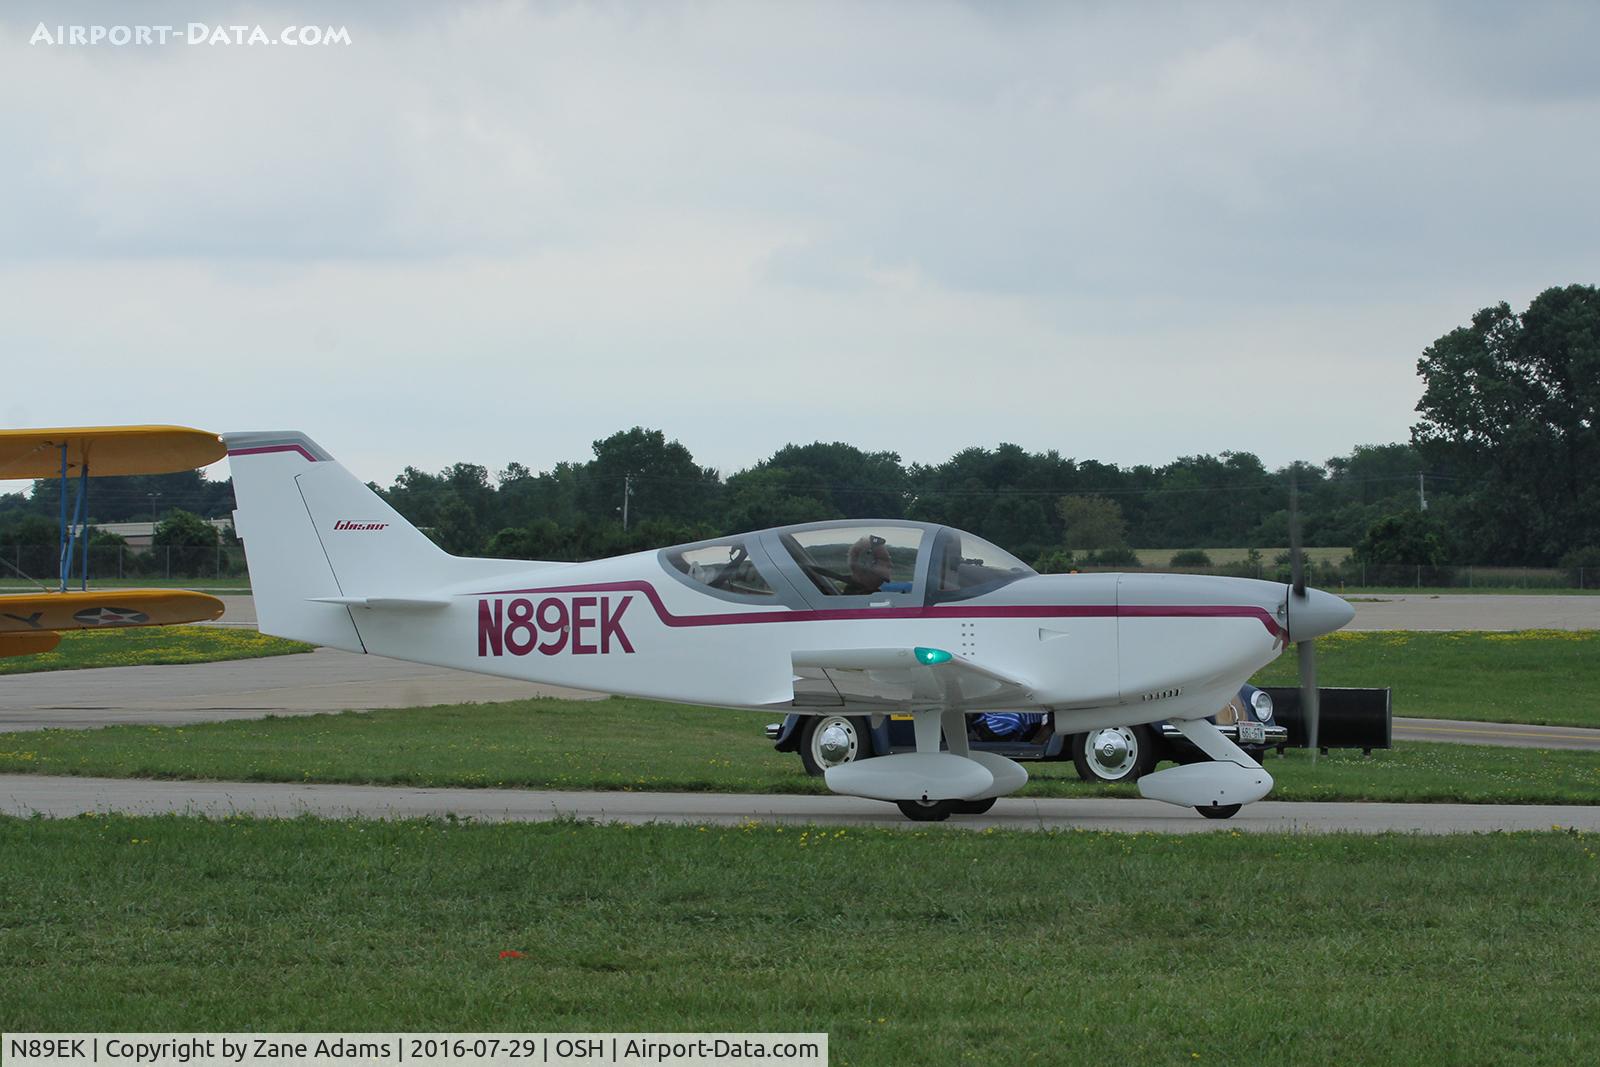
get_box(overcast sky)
[3,1,1598,490]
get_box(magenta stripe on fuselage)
[469,579,1283,638]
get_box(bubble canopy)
[926,527,1037,602]
[659,520,1036,607]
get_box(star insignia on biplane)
[72,606,152,626]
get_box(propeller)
[1287,467,1321,761]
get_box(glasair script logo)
[333,519,389,531]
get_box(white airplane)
[224,432,1354,821]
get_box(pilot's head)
[847,534,893,592]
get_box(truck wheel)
[1197,804,1242,820]
[799,715,870,777]
[896,799,957,821]
[1072,724,1156,784]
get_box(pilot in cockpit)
[845,535,892,593]
[846,534,912,594]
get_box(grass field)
[1250,630,1600,729]
[4,697,1598,805]
[0,815,1595,1064]
[0,625,311,676]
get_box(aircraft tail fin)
[223,431,457,651]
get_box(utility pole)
[622,474,634,531]
[1418,472,1427,511]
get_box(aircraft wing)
[0,631,62,658]
[0,589,225,636]
[792,647,1036,710]
[0,425,224,479]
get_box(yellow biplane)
[0,426,228,659]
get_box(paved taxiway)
[1393,717,1600,751]
[1344,592,1598,631]
[2,774,1595,833]
[0,646,600,732]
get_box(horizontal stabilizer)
[825,752,994,801]
[307,596,450,610]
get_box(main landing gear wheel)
[1072,724,1156,784]
[894,797,995,821]
[896,799,959,822]
[799,715,867,777]
[1197,804,1242,820]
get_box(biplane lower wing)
[0,590,226,657]
[0,631,62,657]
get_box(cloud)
[1,0,1597,485]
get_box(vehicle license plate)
[1238,721,1266,744]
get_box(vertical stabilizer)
[226,430,568,650]
[223,433,366,650]
[227,429,469,650]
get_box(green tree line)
[2,286,1595,570]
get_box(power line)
[482,468,1468,500]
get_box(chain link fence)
[0,544,250,584]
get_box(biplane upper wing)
[0,425,225,479]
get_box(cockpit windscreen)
[929,529,1035,602]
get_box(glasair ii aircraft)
[225,431,1354,821]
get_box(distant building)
[72,517,233,550]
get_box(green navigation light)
[914,646,953,665]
